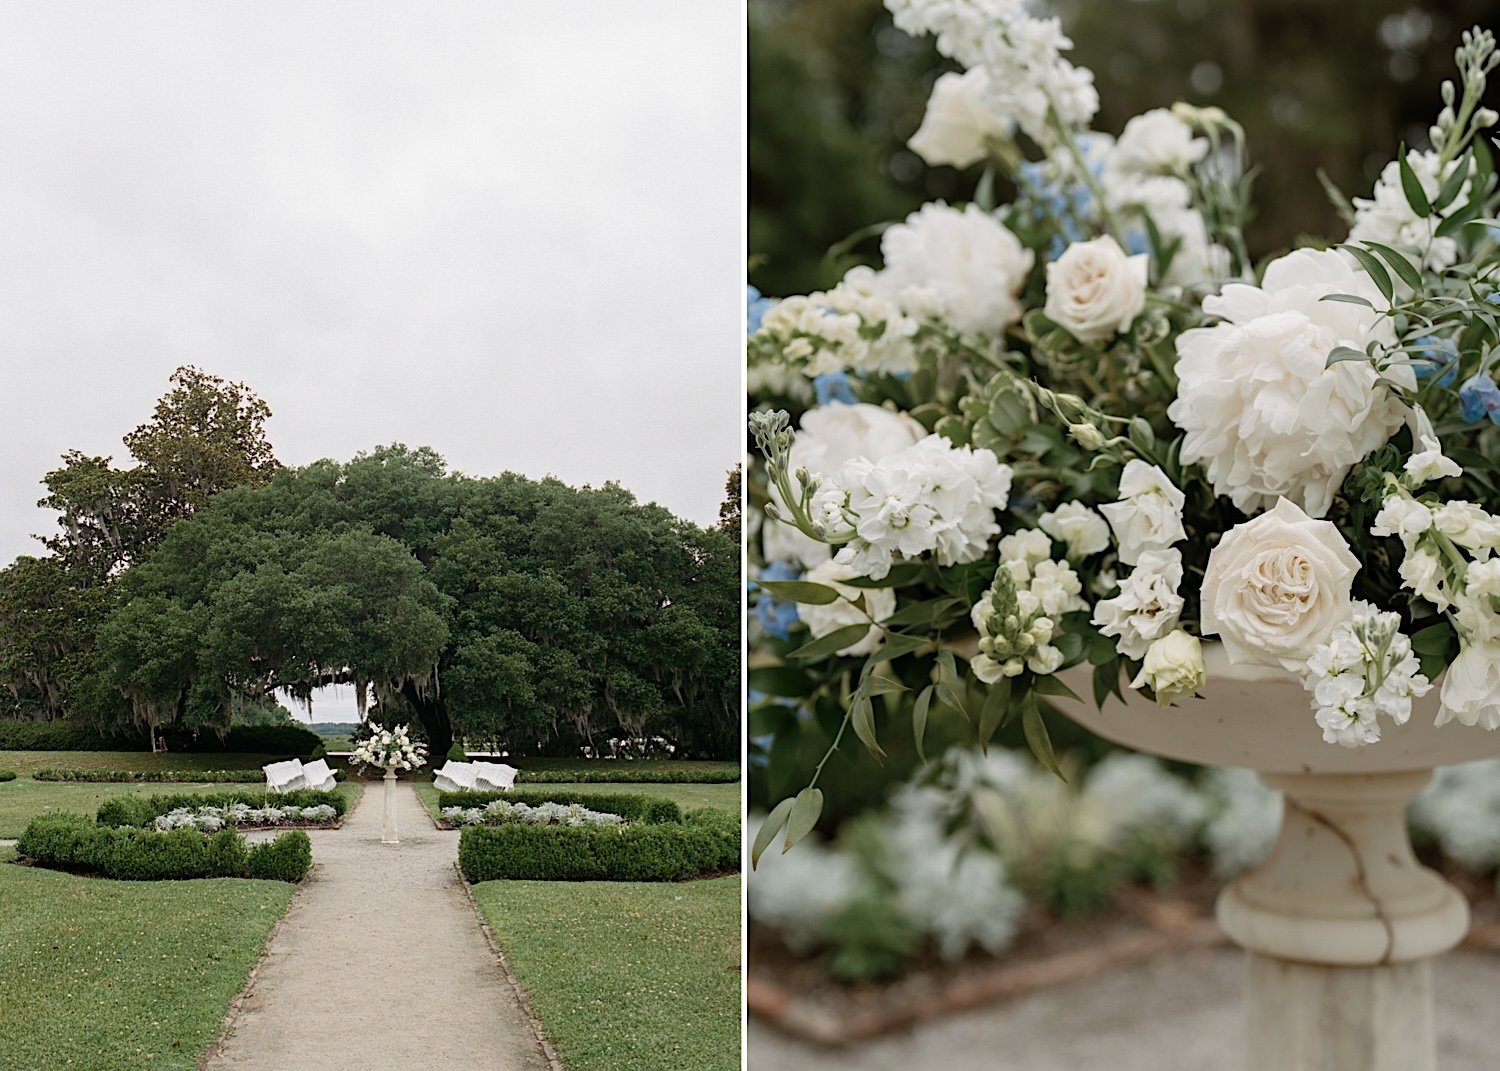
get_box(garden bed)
[96,786,349,829]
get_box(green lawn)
[0,862,295,1070]
[0,780,363,839]
[472,876,741,1071]
[412,779,740,823]
[0,751,278,777]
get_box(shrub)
[97,787,347,828]
[437,789,681,825]
[247,831,312,882]
[17,813,99,869]
[446,742,468,763]
[32,768,268,784]
[185,724,322,757]
[0,769,15,782]
[516,767,740,784]
[0,720,148,751]
[457,814,740,882]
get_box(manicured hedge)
[32,767,345,784]
[15,813,311,882]
[515,767,740,785]
[185,724,323,757]
[0,719,321,755]
[97,787,348,828]
[436,788,681,824]
[456,805,740,883]
[0,720,148,751]
[0,769,15,782]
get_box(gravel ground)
[749,945,1500,1070]
[206,783,550,1071]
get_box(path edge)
[453,860,567,1071]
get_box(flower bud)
[1070,423,1107,450]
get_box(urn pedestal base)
[382,770,399,845]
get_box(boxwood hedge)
[97,787,348,828]
[33,768,271,784]
[515,767,740,784]
[15,813,311,882]
[456,805,739,883]
[436,788,681,825]
[0,769,15,782]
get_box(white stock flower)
[1438,638,1500,731]
[1431,502,1500,556]
[1398,545,1452,610]
[1098,460,1187,566]
[1405,435,1462,484]
[998,527,1054,567]
[1093,548,1185,660]
[1302,601,1430,748]
[798,559,897,657]
[1038,502,1110,560]
[1043,236,1148,344]
[1349,149,1472,272]
[1168,249,1409,517]
[1371,496,1433,545]
[875,202,1034,337]
[1129,630,1205,706]
[1201,497,1361,672]
[1110,108,1209,175]
[909,67,1006,168]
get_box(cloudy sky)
[0,1,743,572]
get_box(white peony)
[875,202,1034,337]
[1111,108,1209,176]
[1098,460,1187,566]
[1167,249,1409,518]
[1038,501,1110,560]
[1201,497,1361,672]
[1043,236,1149,344]
[1130,629,1205,706]
[1092,548,1185,660]
[909,67,1006,169]
[1437,639,1500,731]
[798,559,897,657]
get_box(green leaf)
[1410,621,1456,658]
[978,677,1010,749]
[782,787,824,854]
[1033,674,1082,702]
[755,580,841,605]
[785,624,871,661]
[975,164,997,212]
[837,563,925,589]
[1316,167,1357,227]
[1092,661,1119,707]
[866,632,931,662]
[1436,199,1483,238]
[1340,245,1394,303]
[1318,293,1376,309]
[1398,146,1430,217]
[1022,698,1066,781]
[849,696,885,759]
[884,596,966,628]
[1326,345,1373,368]
[860,673,908,697]
[751,795,796,869]
[747,665,817,698]
[1361,242,1425,293]
[1433,149,1471,212]
[912,684,934,764]
[936,648,959,684]
[1086,631,1118,666]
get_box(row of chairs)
[432,760,518,792]
[263,757,339,793]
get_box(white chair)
[263,759,307,794]
[432,760,479,793]
[472,761,518,792]
[300,758,338,791]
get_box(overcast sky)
[0,1,743,574]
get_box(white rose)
[874,202,1034,337]
[908,68,1007,169]
[1167,249,1410,518]
[1098,460,1187,566]
[1110,108,1209,176]
[1039,502,1111,559]
[798,559,897,657]
[1201,497,1361,672]
[1043,237,1148,344]
[1130,630,1205,706]
[1437,639,1500,730]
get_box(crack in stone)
[1289,798,1395,965]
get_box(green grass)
[412,780,739,823]
[472,876,740,1071]
[0,780,362,839]
[0,862,295,1070]
[0,751,278,777]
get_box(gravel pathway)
[206,783,551,1071]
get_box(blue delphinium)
[753,560,802,639]
[1411,336,1459,387]
[1458,371,1500,424]
[813,372,858,406]
[747,285,777,335]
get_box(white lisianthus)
[908,68,1007,169]
[1129,629,1205,706]
[1167,249,1410,518]
[1092,548,1185,660]
[1043,236,1149,344]
[1110,108,1209,176]
[999,527,1056,568]
[1038,502,1110,560]
[1098,460,1187,566]
[1201,497,1361,672]
[1437,638,1500,730]
[798,559,897,657]
[1349,149,1472,272]
[874,202,1034,337]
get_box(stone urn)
[1054,643,1500,1070]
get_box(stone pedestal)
[381,769,399,844]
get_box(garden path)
[206,783,551,1071]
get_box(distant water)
[278,682,364,726]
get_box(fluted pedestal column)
[381,769,399,844]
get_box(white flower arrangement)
[749,11,1500,847]
[152,802,338,832]
[350,724,428,772]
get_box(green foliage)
[0,720,148,751]
[457,817,740,883]
[445,741,468,763]
[31,767,317,784]
[96,787,347,827]
[246,830,313,882]
[0,770,15,782]
[516,765,740,784]
[438,788,682,825]
[820,895,924,983]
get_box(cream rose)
[798,559,897,657]
[908,68,1007,169]
[1200,497,1361,672]
[1043,236,1148,344]
[1437,639,1500,730]
[1130,630,1205,706]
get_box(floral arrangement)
[350,724,427,773]
[748,4,1500,858]
[440,799,626,828]
[578,735,679,760]
[154,802,339,832]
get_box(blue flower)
[1411,336,1459,387]
[1123,227,1151,257]
[753,560,802,639]
[1458,372,1500,424]
[747,285,777,335]
[814,372,858,406]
